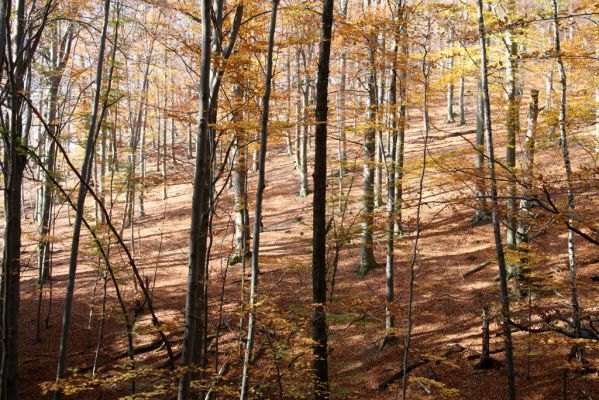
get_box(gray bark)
[505,0,520,253]
[240,2,279,397]
[359,2,379,275]
[552,0,581,336]
[477,2,517,398]
[54,0,113,396]
[178,0,212,396]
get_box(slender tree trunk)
[516,89,539,290]
[393,19,407,236]
[477,2,517,398]
[552,0,580,336]
[38,25,73,284]
[474,77,488,222]
[337,0,348,179]
[311,0,334,397]
[402,43,431,400]
[294,48,302,170]
[162,66,168,200]
[505,0,520,256]
[385,0,404,335]
[54,2,113,397]
[138,101,148,218]
[299,74,310,197]
[546,69,556,138]
[459,73,465,126]
[232,84,249,260]
[595,46,599,154]
[240,2,279,398]
[374,49,385,208]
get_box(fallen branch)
[77,336,184,373]
[462,260,494,278]
[378,346,464,391]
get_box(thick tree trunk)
[178,0,212,397]
[0,1,30,386]
[477,2,517,398]
[240,2,279,398]
[359,40,379,275]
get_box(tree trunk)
[232,84,249,260]
[337,0,348,179]
[37,24,73,284]
[393,20,407,236]
[385,0,405,334]
[552,0,580,336]
[240,2,279,398]
[505,0,520,256]
[299,73,310,197]
[54,1,113,397]
[516,89,539,291]
[459,73,465,126]
[360,7,379,275]
[0,2,31,392]
[474,77,487,222]
[294,48,302,170]
[477,2,517,398]
[311,0,333,397]
[178,0,212,397]
[446,30,455,123]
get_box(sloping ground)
[17,100,599,399]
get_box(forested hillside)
[0,0,598,399]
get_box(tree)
[240,1,280,398]
[54,1,116,397]
[476,1,516,398]
[1,0,52,396]
[178,0,213,397]
[311,0,334,397]
[359,0,380,276]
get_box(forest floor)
[16,97,599,399]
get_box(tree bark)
[477,2,517,398]
[232,84,249,259]
[38,24,73,284]
[359,2,379,275]
[551,0,580,336]
[311,0,334,397]
[505,0,520,255]
[178,0,212,397]
[240,2,279,398]
[337,0,348,179]
[53,1,113,397]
